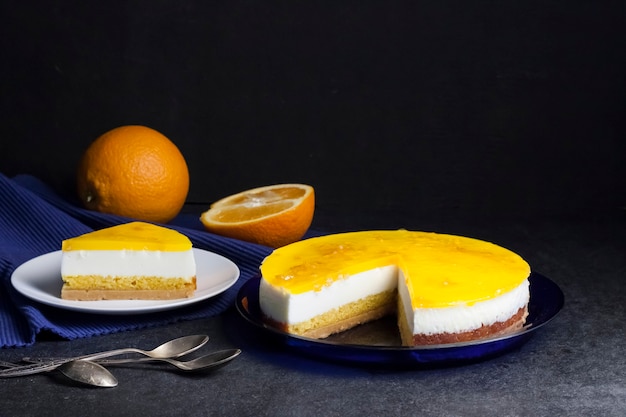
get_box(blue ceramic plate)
[235,273,564,367]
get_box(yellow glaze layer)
[260,230,530,308]
[62,222,192,252]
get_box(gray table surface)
[1,213,624,417]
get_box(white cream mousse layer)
[61,249,196,280]
[259,265,398,325]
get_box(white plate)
[11,248,240,315]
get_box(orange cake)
[61,222,196,300]
[259,230,530,346]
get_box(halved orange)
[200,184,315,248]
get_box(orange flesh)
[211,201,295,222]
[222,187,307,206]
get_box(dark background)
[1,1,624,227]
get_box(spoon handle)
[0,348,137,377]
[23,356,161,366]
[0,358,81,377]
[0,361,19,368]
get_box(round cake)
[259,230,530,346]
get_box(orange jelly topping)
[260,230,530,308]
[61,222,192,252]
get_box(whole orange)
[77,125,189,224]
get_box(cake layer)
[61,250,196,279]
[398,305,528,345]
[260,265,398,325]
[397,276,530,336]
[61,287,195,301]
[265,291,396,339]
[61,275,196,290]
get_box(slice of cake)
[61,222,197,301]
[259,230,530,346]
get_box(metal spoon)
[57,360,118,388]
[1,334,209,378]
[2,358,118,387]
[95,348,242,372]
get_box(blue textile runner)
[0,173,273,348]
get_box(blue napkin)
[0,173,273,348]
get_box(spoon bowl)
[58,360,118,388]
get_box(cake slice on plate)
[61,222,196,301]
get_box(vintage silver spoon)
[2,359,118,387]
[95,348,242,372]
[1,334,209,378]
[57,360,118,388]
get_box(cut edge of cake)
[61,222,197,301]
